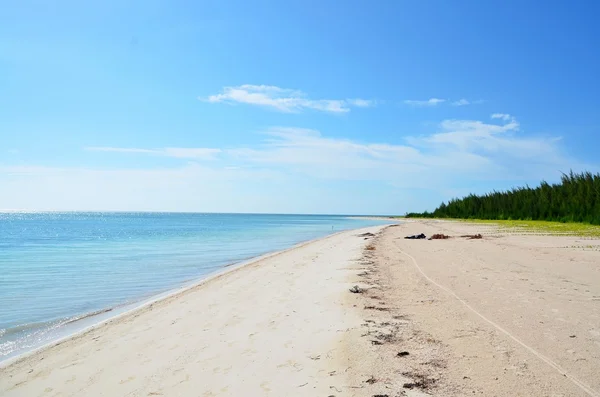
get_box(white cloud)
[346,98,376,107]
[491,113,513,121]
[3,114,590,214]
[452,99,470,106]
[83,117,566,185]
[405,98,483,107]
[79,116,576,184]
[403,98,446,106]
[413,115,567,168]
[203,84,374,113]
[227,126,491,184]
[85,147,221,159]
[226,114,573,187]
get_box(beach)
[2,221,600,396]
[0,225,387,396]
[0,212,388,360]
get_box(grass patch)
[462,219,600,238]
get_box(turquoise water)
[0,212,388,361]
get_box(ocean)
[0,212,389,362]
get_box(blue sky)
[1,0,599,214]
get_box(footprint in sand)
[179,374,190,384]
[260,381,271,392]
[59,361,80,369]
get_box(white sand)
[345,220,600,397]
[0,226,386,397]
[3,220,600,397]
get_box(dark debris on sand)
[365,376,378,384]
[404,233,426,240]
[460,234,483,239]
[358,232,376,238]
[428,234,450,240]
[402,372,437,390]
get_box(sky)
[1,0,600,214]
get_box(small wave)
[0,318,66,357]
[0,308,116,358]
[63,307,114,325]
[1,320,63,338]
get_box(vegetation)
[466,219,600,238]
[406,171,600,225]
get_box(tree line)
[405,171,600,225]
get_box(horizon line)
[0,209,398,217]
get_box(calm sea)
[0,212,389,361]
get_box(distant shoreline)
[0,210,401,216]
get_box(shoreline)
[3,220,599,396]
[1,223,388,396]
[0,223,392,370]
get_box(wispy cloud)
[451,98,470,106]
[4,113,586,213]
[227,114,573,186]
[403,98,446,107]
[409,115,567,170]
[203,84,375,113]
[346,98,376,107]
[491,113,513,121]
[85,147,221,159]
[405,98,483,107]
[85,114,569,184]
[415,114,525,153]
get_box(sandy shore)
[0,226,388,396]
[2,220,600,396]
[345,220,600,396]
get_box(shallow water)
[0,212,389,360]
